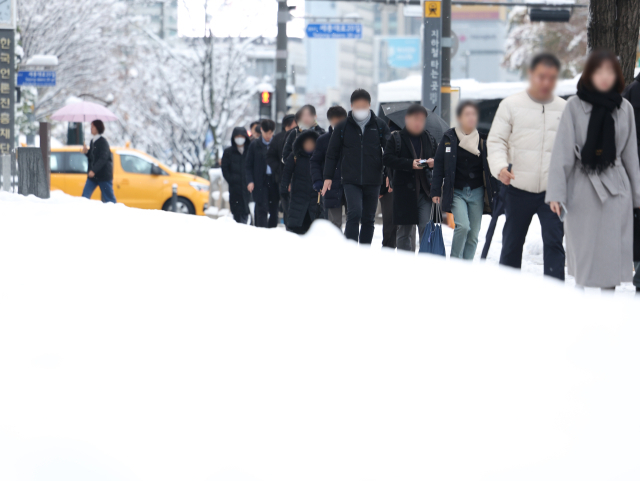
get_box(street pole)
[441,0,452,124]
[422,0,442,115]
[275,0,289,130]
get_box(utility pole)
[440,0,451,124]
[275,0,291,130]
[422,0,442,116]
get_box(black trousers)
[500,186,565,281]
[255,175,280,228]
[343,184,380,244]
[280,192,290,226]
[379,192,397,248]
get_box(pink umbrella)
[50,101,118,122]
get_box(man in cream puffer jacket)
[488,53,567,280]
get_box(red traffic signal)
[260,91,271,104]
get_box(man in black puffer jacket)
[280,129,323,234]
[246,119,278,228]
[310,105,348,230]
[267,114,297,224]
[322,89,391,244]
[221,126,251,224]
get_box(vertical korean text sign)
[0,29,13,155]
[423,1,442,113]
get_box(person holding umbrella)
[431,101,498,259]
[383,104,437,252]
[81,120,116,203]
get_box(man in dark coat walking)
[282,105,325,163]
[383,104,437,251]
[623,73,640,292]
[246,119,279,228]
[280,130,323,234]
[81,120,116,203]
[267,114,297,225]
[322,89,391,244]
[221,127,251,224]
[310,106,347,230]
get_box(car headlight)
[189,182,209,192]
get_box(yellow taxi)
[50,146,210,215]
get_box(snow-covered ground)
[0,192,638,481]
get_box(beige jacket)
[487,90,566,193]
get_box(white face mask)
[235,137,246,146]
[353,109,370,121]
[298,123,309,131]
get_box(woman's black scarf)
[576,87,622,173]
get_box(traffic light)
[259,90,272,118]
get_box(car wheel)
[163,197,195,215]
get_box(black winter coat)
[282,124,326,164]
[245,137,271,197]
[280,130,324,228]
[266,129,289,184]
[324,110,391,186]
[430,128,499,214]
[623,74,640,156]
[86,136,113,181]
[221,127,250,218]
[383,128,437,225]
[310,126,343,209]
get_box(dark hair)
[250,120,261,131]
[577,49,625,94]
[529,52,561,72]
[300,104,317,116]
[350,89,371,104]
[282,114,296,129]
[405,104,428,118]
[91,120,105,135]
[260,119,276,133]
[456,100,479,118]
[327,106,348,121]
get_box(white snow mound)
[0,191,638,481]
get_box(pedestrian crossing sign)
[425,1,441,17]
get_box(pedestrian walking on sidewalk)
[310,106,348,230]
[432,101,498,259]
[622,63,640,293]
[383,104,437,252]
[323,89,391,244]
[221,127,251,224]
[547,49,640,289]
[281,130,323,234]
[246,119,279,228]
[267,114,297,225]
[282,105,325,163]
[81,120,116,203]
[487,53,567,280]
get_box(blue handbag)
[419,203,446,256]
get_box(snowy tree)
[17,0,259,174]
[588,0,640,84]
[503,4,589,79]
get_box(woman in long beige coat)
[547,50,640,289]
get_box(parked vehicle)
[50,146,210,215]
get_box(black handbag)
[634,208,640,262]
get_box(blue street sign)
[17,70,56,87]
[306,23,363,39]
[386,38,421,69]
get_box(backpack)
[390,129,438,158]
[337,116,387,151]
